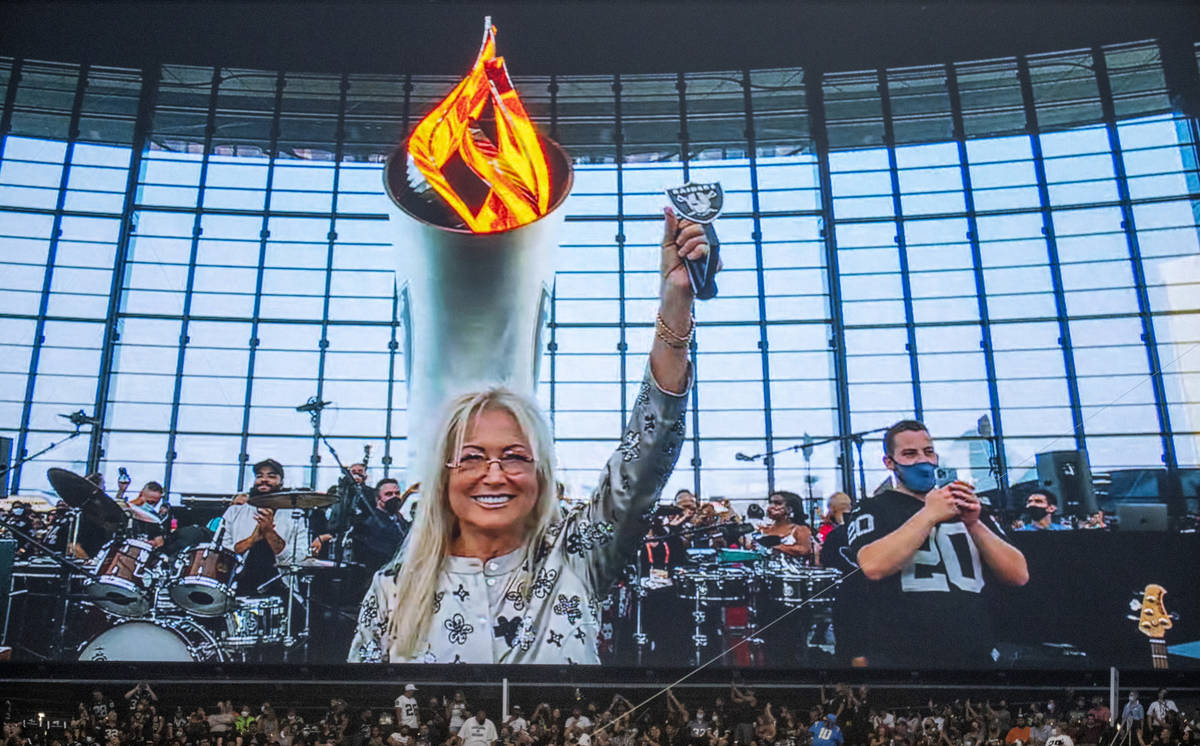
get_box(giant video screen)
[1,27,1199,673]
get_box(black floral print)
[531,568,558,598]
[444,613,474,645]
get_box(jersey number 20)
[901,522,984,593]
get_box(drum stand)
[630,557,649,665]
[280,504,315,662]
[688,588,710,667]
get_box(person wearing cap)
[220,458,314,595]
[809,713,843,746]
[503,707,527,733]
[395,685,420,730]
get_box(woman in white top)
[348,209,713,663]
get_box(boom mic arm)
[296,397,331,413]
[57,410,99,427]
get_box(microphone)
[296,398,331,413]
[58,410,98,427]
[735,452,758,462]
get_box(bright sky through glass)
[1,52,1198,516]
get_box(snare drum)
[766,566,841,607]
[78,617,223,662]
[85,538,159,617]
[169,544,241,616]
[222,596,287,647]
[673,565,757,604]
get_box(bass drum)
[78,618,224,662]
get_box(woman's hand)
[660,208,712,295]
[650,207,719,394]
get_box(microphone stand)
[0,426,88,483]
[737,427,889,502]
[298,400,362,564]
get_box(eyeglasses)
[447,452,536,477]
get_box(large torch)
[383,20,573,473]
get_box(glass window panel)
[2,49,1197,543]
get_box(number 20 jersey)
[846,489,1005,665]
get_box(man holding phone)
[846,419,1028,667]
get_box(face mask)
[892,461,936,493]
[1026,506,1048,521]
[242,712,250,717]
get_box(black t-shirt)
[76,517,110,559]
[847,489,1006,666]
[820,523,855,575]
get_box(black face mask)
[1026,506,1049,521]
[383,497,403,515]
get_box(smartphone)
[935,466,958,488]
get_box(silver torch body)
[382,137,574,476]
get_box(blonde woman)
[348,209,715,663]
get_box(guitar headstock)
[1136,584,1172,640]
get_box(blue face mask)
[893,461,937,493]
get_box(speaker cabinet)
[1036,450,1098,518]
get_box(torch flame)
[407,20,551,233]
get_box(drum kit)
[3,468,344,663]
[672,550,840,666]
[630,519,843,667]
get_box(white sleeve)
[220,505,253,551]
[274,511,308,561]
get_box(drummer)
[127,481,165,515]
[756,490,815,562]
[219,458,314,595]
[124,481,168,544]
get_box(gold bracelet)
[656,325,688,349]
[656,311,694,349]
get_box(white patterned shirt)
[348,367,688,664]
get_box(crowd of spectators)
[2,683,1196,746]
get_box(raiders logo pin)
[665,182,723,224]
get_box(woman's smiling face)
[446,407,539,542]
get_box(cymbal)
[126,502,161,524]
[248,490,336,510]
[292,557,339,570]
[46,468,125,531]
[286,556,362,572]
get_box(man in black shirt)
[847,419,1028,667]
[344,477,410,579]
